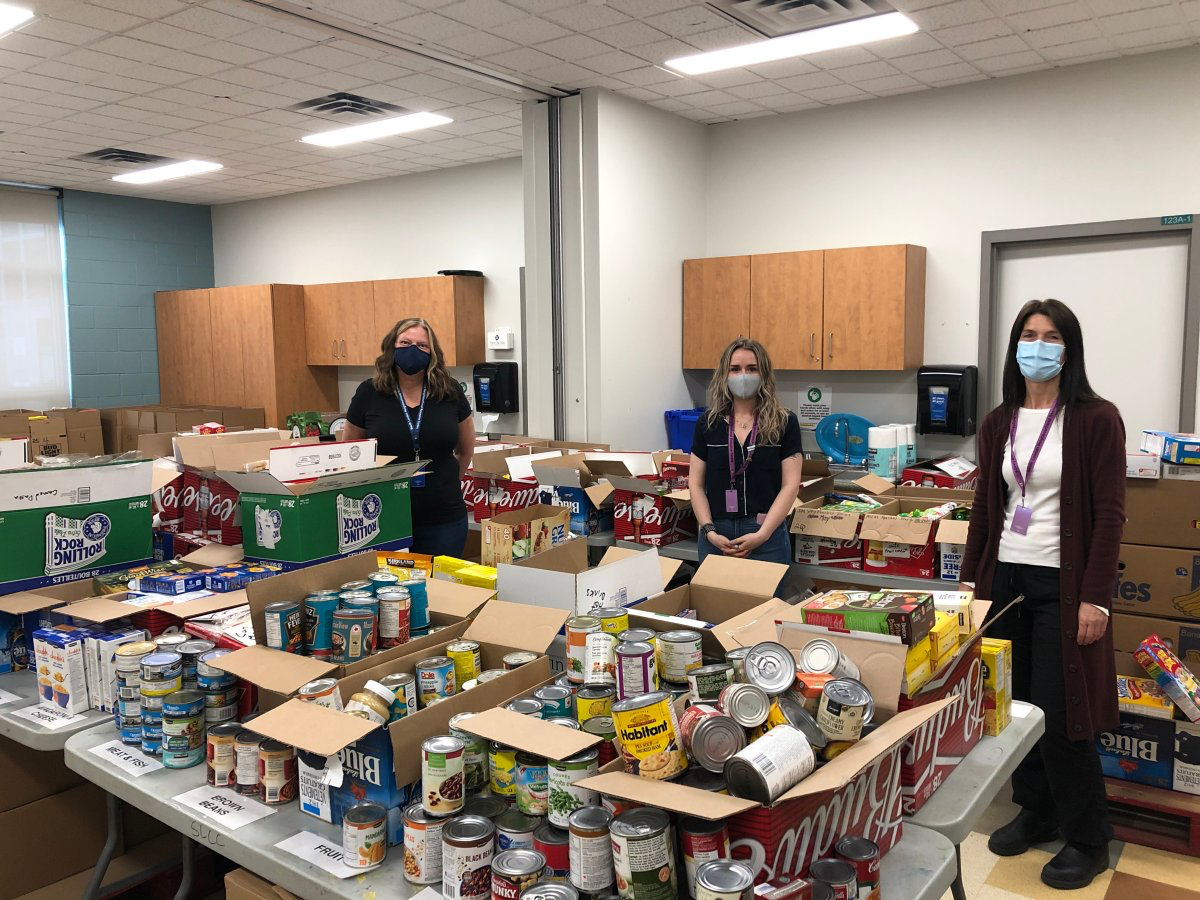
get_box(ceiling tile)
[193,40,273,66]
[536,33,611,59]
[956,33,1034,58]
[484,46,562,72]
[576,49,644,74]
[1039,37,1116,59]
[1100,6,1182,34]
[334,0,423,25]
[914,61,985,82]
[161,6,254,39]
[1007,3,1093,30]
[440,0,527,29]
[229,27,318,55]
[643,6,729,36]
[723,79,792,99]
[436,30,520,57]
[776,71,843,92]
[49,5,142,31]
[543,4,632,31]
[1112,23,1194,47]
[392,11,475,41]
[684,26,760,52]
[894,48,965,70]
[858,73,925,93]
[488,15,571,43]
[19,17,108,45]
[973,50,1046,71]
[908,0,995,29]
[1085,0,1170,13]
[588,21,671,48]
[934,19,1015,45]
[811,47,884,69]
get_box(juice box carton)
[1115,674,1175,721]
[981,637,1012,736]
[798,590,935,645]
[1135,633,1200,722]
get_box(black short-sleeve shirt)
[692,411,804,519]
[347,379,473,527]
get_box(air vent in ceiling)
[73,148,172,167]
[707,0,896,38]
[288,92,408,119]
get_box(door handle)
[331,339,338,360]
[340,339,346,359]
[827,332,834,359]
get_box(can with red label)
[835,837,879,900]
[490,848,545,899]
[532,822,569,881]
[807,858,857,900]
[680,816,730,897]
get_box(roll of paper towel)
[868,426,898,482]
[906,423,917,466]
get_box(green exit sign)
[1162,214,1193,226]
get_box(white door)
[994,233,1191,449]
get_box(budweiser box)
[899,456,979,491]
[481,503,571,566]
[1114,544,1200,620]
[790,480,897,570]
[607,473,696,548]
[531,454,615,536]
[465,446,558,524]
[496,538,666,616]
[798,590,936,645]
[858,500,965,580]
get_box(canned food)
[680,704,746,773]
[617,628,656,647]
[381,672,418,720]
[463,794,508,821]
[447,640,482,685]
[423,735,465,815]
[303,595,339,655]
[368,570,399,591]
[582,716,617,766]
[565,616,600,684]
[377,587,411,649]
[504,651,539,670]
[615,642,658,701]
[688,664,735,702]
[807,859,857,900]
[141,735,162,756]
[610,808,676,900]
[196,671,237,692]
[196,649,233,677]
[694,860,754,900]
[490,742,518,799]
[264,600,303,653]
[493,849,547,900]
[206,722,241,786]
[611,691,687,780]
[718,682,770,729]
[162,706,203,743]
[789,672,834,716]
[497,809,539,851]
[506,698,544,717]
[534,685,575,719]
[836,836,880,900]
[205,703,238,724]
[724,647,750,683]
[743,643,797,697]
[178,639,214,660]
[332,609,376,664]
[203,686,240,708]
[162,742,204,769]
[140,676,183,697]
[514,751,549,816]
[154,633,187,650]
[799,639,860,680]
[297,677,344,711]
[568,806,614,892]
[817,679,874,742]
[416,657,457,706]
[403,803,445,884]
[680,766,727,793]
[402,576,430,630]
[115,641,157,669]
[343,801,387,870]
[555,673,576,692]
[345,680,396,725]
[680,819,732,897]
[553,717,581,731]
[441,814,495,900]
[448,712,489,795]
[478,670,505,684]
[116,715,141,745]
[724,725,816,804]
[574,685,614,725]
[532,822,569,881]
[656,630,703,684]
[767,696,827,749]
[139,692,163,711]
[547,748,599,828]
[141,651,183,681]
[259,739,297,805]
[521,884,579,900]
[596,607,629,635]
[139,707,162,726]
[235,730,263,796]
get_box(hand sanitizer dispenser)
[473,362,519,414]
[917,365,977,436]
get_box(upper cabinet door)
[304,281,376,366]
[750,251,824,371]
[155,289,213,405]
[207,287,249,407]
[683,256,751,369]
[822,245,926,371]
[374,276,454,362]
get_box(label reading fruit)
[422,747,464,816]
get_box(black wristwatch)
[700,523,716,537]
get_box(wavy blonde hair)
[704,338,788,445]
[372,317,458,402]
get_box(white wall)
[211,157,525,433]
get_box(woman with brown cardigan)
[961,298,1124,891]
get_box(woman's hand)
[705,529,735,554]
[1077,603,1109,645]
[726,529,767,558]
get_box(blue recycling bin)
[665,408,706,452]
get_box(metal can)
[725,647,751,683]
[799,639,861,680]
[615,642,658,701]
[297,677,344,711]
[205,703,238,725]
[596,607,629,635]
[196,670,237,692]
[141,651,183,681]
[718,682,770,728]
[447,640,483,685]
[141,734,162,757]
[161,712,203,754]
[162,689,204,718]
[565,616,600,684]
[534,685,575,719]
[449,712,489,796]
[743,642,797,697]
[341,579,372,593]
[423,735,466,816]
[303,594,340,656]
[264,600,303,653]
[403,576,430,630]
[478,670,505,684]
[547,748,599,828]
[332,609,375,664]
[441,814,495,900]
[817,679,874,742]
[516,751,549,816]
[140,675,183,697]
[611,691,687,780]
[551,718,581,731]
[464,795,508,822]
[381,672,418,720]
[493,848,547,900]
[161,738,204,769]
[836,837,880,900]
[808,859,857,900]
[680,766,728,793]
[567,806,614,892]
[204,686,240,708]
[532,822,569,881]
[575,685,615,724]
[178,638,214,666]
[235,730,263,796]
[724,725,816,804]
[206,721,241,787]
[680,819,732,897]
[617,628,656,647]
[259,739,297,805]
[368,570,400,592]
[497,809,540,851]
[115,641,156,669]
[154,633,188,650]
[610,808,676,900]
[404,803,445,885]
[555,673,576,692]
[694,860,754,900]
[507,698,544,717]
[504,651,539,670]
[688,663,735,702]
[196,648,233,678]
[342,801,387,870]
[490,742,518,799]
[377,586,411,649]
[656,630,703,684]
[521,885,580,900]
[417,656,457,706]
[582,717,618,766]
[116,697,141,718]
[680,705,746,773]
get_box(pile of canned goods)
[262,568,431,664]
[207,721,298,807]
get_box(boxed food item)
[932,591,974,637]
[1141,430,1200,465]
[1135,633,1200,721]
[1116,674,1175,720]
[35,627,90,715]
[936,518,970,582]
[1097,713,1175,789]
[929,612,958,661]
[902,635,932,695]
[981,638,1012,736]
[481,503,571,566]
[798,590,935,645]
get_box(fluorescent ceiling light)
[301,112,454,148]
[112,160,223,184]
[0,3,33,36]
[666,12,918,75]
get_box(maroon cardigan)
[960,399,1125,738]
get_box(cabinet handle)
[809,332,815,359]
[332,339,338,360]
[827,332,834,359]
[340,339,346,358]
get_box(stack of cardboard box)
[100,405,267,454]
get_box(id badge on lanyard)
[727,417,758,514]
[399,385,427,488]
[1008,397,1059,535]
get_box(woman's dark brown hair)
[1001,298,1100,410]
[371,317,458,402]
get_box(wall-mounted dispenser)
[917,365,977,436]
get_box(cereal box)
[981,638,1012,736]
[1135,633,1200,722]
[1116,674,1175,721]
[798,590,935,645]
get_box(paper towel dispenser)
[917,365,977,436]
[473,362,519,414]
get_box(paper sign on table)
[8,704,87,729]
[0,688,20,705]
[174,785,275,830]
[275,831,357,879]
[408,889,442,900]
[89,739,164,777]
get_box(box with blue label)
[531,454,615,536]
[1097,713,1176,789]
[1142,429,1200,465]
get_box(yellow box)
[930,611,959,661]
[450,563,498,590]
[1115,674,1175,720]
[932,590,974,636]
[982,638,1013,736]
[433,555,473,580]
[902,655,932,695]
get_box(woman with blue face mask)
[343,317,475,557]
[689,338,804,565]
[961,299,1124,890]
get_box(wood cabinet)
[303,280,377,366]
[154,289,214,406]
[682,244,925,371]
[373,275,485,367]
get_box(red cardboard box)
[859,501,956,579]
[466,447,547,524]
[900,457,979,491]
[609,474,696,548]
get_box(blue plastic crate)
[665,408,706,452]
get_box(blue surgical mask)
[1016,340,1064,382]
[394,345,431,375]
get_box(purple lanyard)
[1009,396,1060,504]
[728,416,758,488]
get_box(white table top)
[882,823,958,900]
[615,538,699,562]
[907,700,1047,844]
[0,670,114,751]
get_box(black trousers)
[987,561,1112,848]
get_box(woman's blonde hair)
[703,338,788,445]
[372,317,458,402]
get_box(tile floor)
[938,785,1200,898]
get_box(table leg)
[172,834,195,900]
[83,791,123,900]
[951,844,967,900]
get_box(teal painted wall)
[62,190,214,408]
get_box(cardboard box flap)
[584,460,635,479]
[578,771,758,819]
[505,450,564,481]
[471,446,534,477]
[151,460,183,494]
[217,460,420,496]
[0,591,68,616]
[790,506,863,540]
[166,592,252,619]
[574,547,666,610]
[247,698,378,757]
[65,590,249,623]
[692,555,788,598]
[713,598,794,651]
[859,511,935,544]
[584,453,658,477]
[138,432,177,459]
[427,579,496,619]
[213,645,337,695]
[531,454,594,488]
[60,595,146,624]
[605,474,664,496]
[173,430,293,469]
[464,599,568,653]
[458,707,600,759]
[598,546,681,591]
[852,473,896,495]
[936,519,970,545]
[181,544,245,567]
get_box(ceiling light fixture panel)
[112,160,224,184]
[0,2,33,38]
[300,112,454,148]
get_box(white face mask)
[728,373,761,399]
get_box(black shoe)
[1040,842,1109,890]
[987,809,1060,857]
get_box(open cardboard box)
[456,706,602,761]
[496,539,666,615]
[481,503,572,566]
[790,481,899,570]
[466,446,545,522]
[531,454,616,536]
[858,500,964,580]
[501,435,612,452]
[935,518,970,582]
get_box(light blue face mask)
[1016,340,1064,382]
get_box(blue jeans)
[411,516,468,558]
[697,517,793,566]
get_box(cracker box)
[798,590,935,645]
[929,611,958,661]
[981,638,1012,736]
[1097,713,1175,789]
[1135,633,1200,722]
[1116,674,1175,721]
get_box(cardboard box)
[465,447,545,524]
[1142,431,1200,465]
[900,457,979,491]
[1124,477,1200,551]
[224,869,299,900]
[0,783,112,898]
[0,437,29,469]
[496,539,667,615]
[1164,463,1200,482]
[267,440,378,483]
[859,501,961,579]
[481,503,571,566]
[1098,712,1176,789]
[45,408,104,457]
[500,435,612,452]
[26,417,68,459]
[1113,612,1200,677]
[608,474,696,548]
[798,590,936,646]
[1116,674,1175,720]
[1127,451,1162,479]
[936,518,970,582]
[790,484,897,570]
[1114,544,1200,619]
[0,734,84,813]
[532,454,615,536]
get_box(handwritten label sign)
[8,704,87,730]
[409,888,441,900]
[275,831,357,879]
[89,739,164,777]
[0,689,20,705]
[173,785,275,830]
